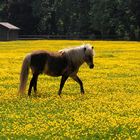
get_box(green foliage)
[0,0,139,40]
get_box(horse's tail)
[18,54,31,95]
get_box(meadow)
[0,40,140,140]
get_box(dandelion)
[0,40,140,139]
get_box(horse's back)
[30,50,68,76]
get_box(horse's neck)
[67,49,85,68]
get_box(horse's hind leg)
[71,75,84,94]
[28,74,38,96]
[33,74,38,95]
[28,76,34,96]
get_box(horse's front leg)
[58,75,69,96]
[71,75,84,94]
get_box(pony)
[18,44,95,96]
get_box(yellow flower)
[0,40,140,139]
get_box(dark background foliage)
[0,0,140,40]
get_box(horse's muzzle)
[89,64,94,69]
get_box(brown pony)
[18,44,95,96]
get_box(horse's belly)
[43,65,66,77]
[44,70,62,77]
[43,57,68,76]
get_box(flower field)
[0,40,140,139]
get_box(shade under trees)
[0,0,140,40]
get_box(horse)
[18,44,95,96]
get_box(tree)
[0,0,139,40]
[9,0,39,34]
[129,0,140,40]
[89,0,138,40]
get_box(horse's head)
[83,44,95,69]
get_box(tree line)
[0,0,140,40]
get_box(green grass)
[0,40,140,139]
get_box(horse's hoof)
[58,92,62,98]
[58,94,61,97]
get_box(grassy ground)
[0,40,140,139]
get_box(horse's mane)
[59,44,93,67]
